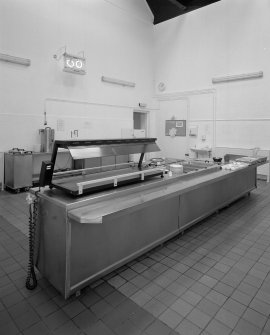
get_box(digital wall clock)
[63,53,86,75]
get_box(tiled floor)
[1,181,270,334]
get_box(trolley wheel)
[25,187,30,191]
[15,189,20,193]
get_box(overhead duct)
[167,0,186,11]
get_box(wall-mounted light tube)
[101,76,135,87]
[212,71,263,84]
[0,53,31,66]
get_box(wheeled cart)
[4,151,32,192]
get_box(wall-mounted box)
[189,126,198,137]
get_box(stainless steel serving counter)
[34,162,257,298]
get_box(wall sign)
[63,53,86,75]
[165,120,186,137]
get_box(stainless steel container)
[39,127,55,152]
[4,151,33,191]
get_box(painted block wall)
[0,0,155,152]
[0,0,157,185]
[154,0,270,159]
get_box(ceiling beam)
[167,0,186,11]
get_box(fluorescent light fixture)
[212,71,263,84]
[0,53,31,66]
[101,76,135,87]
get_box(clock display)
[63,53,86,75]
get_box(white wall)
[154,0,270,156]
[156,98,188,159]
[0,0,155,153]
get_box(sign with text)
[63,53,86,75]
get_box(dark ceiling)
[146,0,221,24]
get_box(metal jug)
[39,127,55,152]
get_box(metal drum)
[39,127,55,152]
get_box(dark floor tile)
[0,321,20,335]
[189,282,211,297]
[27,290,51,307]
[130,274,150,289]
[175,318,202,335]
[204,290,227,306]
[141,268,160,281]
[116,298,141,317]
[170,298,193,317]
[160,257,178,268]
[175,274,195,289]
[186,308,211,329]
[73,309,98,331]
[172,263,189,274]
[114,319,141,335]
[215,307,239,329]
[197,297,220,317]
[151,263,169,275]
[107,275,127,289]
[129,307,155,331]
[130,262,148,274]
[230,290,253,306]
[205,268,225,280]
[7,301,33,319]
[242,307,267,328]
[166,282,187,297]
[53,320,81,335]
[94,282,115,298]
[213,282,234,297]
[13,308,41,331]
[184,268,203,281]
[234,318,262,335]
[199,275,218,288]
[222,298,246,317]
[255,289,270,305]
[205,318,231,335]
[213,263,231,274]
[91,299,114,318]
[249,297,270,317]
[78,289,101,307]
[104,290,126,307]
[22,321,52,335]
[181,290,202,306]
[84,320,115,335]
[62,300,86,318]
[156,289,178,307]
[154,275,174,289]
[144,298,167,317]
[43,309,69,331]
[130,289,152,306]
[102,306,130,329]
[145,319,172,335]
[262,319,270,335]
[35,300,59,318]
[159,308,182,329]
[143,282,163,297]
[243,274,263,288]
[192,262,211,274]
